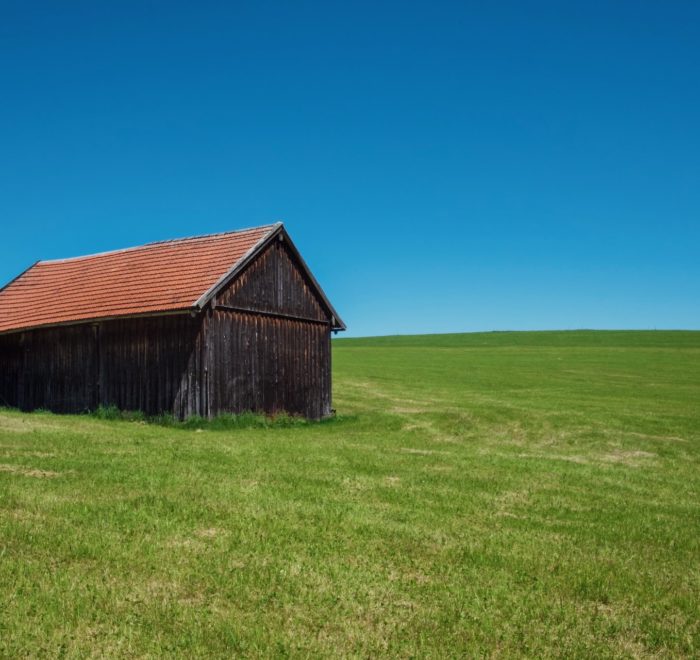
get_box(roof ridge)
[37,222,282,265]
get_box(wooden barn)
[0,223,345,419]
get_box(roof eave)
[0,308,195,337]
[195,223,346,331]
[278,228,347,331]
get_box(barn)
[0,223,345,420]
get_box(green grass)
[1,330,699,657]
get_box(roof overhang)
[0,308,193,337]
[195,223,346,331]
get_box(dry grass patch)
[195,527,227,539]
[0,463,61,478]
[602,449,657,465]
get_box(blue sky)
[1,1,698,336]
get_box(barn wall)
[206,238,333,419]
[0,315,204,416]
[216,238,328,321]
[0,333,23,409]
[206,311,331,419]
[0,325,98,413]
[98,315,204,417]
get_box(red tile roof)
[0,224,278,334]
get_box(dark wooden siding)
[216,238,328,321]
[206,238,333,419]
[98,315,204,418]
[206,310,330,419]
[0,333,23,409]
[0,315,204,416]
[0,325,98,413]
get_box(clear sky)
[1,1,698,337]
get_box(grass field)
[1,330,699,657]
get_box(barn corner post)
[327,322,334,418]
[0,223,345,421]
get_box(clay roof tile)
[0,224,278,334]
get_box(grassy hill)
[1,330,699,657]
